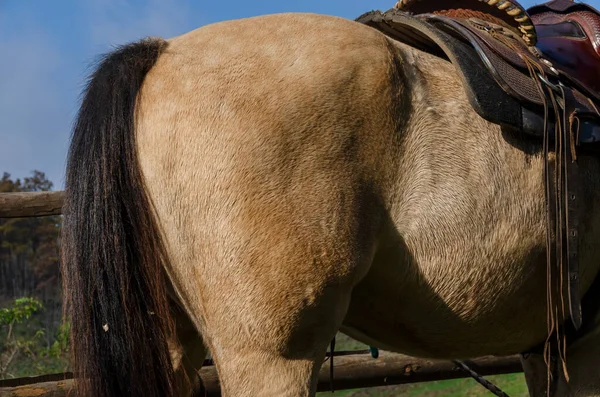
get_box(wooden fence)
[0,191,524,395]
[0,351,523,396]
[0,191,64,218]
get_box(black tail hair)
[61,38,176,397]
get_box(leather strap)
[562,86,585,330]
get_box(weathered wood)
[0,379,73,397]
[0,191,64,218]
[314,353,523,391]
[0,373,73,388]
[200,352,523,396]
[0,353,523,396]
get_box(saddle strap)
[539,81,582,335]
[561,86,584,330]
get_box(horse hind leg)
[186,218,376,397]
[554,328,600,396]
[521,327,600,396]
[521,352,556,397]
[200,262,354,397]
[168,302,208,396]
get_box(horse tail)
[61,38,176,397]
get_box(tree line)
[0,171,66,377]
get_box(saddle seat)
[529,0,600,96]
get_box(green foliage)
[0,297,69,378]
[0,171,53,193]
[0,297,44,377]
[0,297,43,326]
[44,322,70,360]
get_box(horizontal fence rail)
[0,352,523,396]
[0,191,64,218]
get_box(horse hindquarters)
[134,13,404,396]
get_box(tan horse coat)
[66,12,600,397]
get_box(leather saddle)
[530,0,600,95]
[356,0,600,341]
[357,0,600,144]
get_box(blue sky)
[1,0,596,189]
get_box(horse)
[60,10,600,397]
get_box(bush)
[0,297,69,378]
